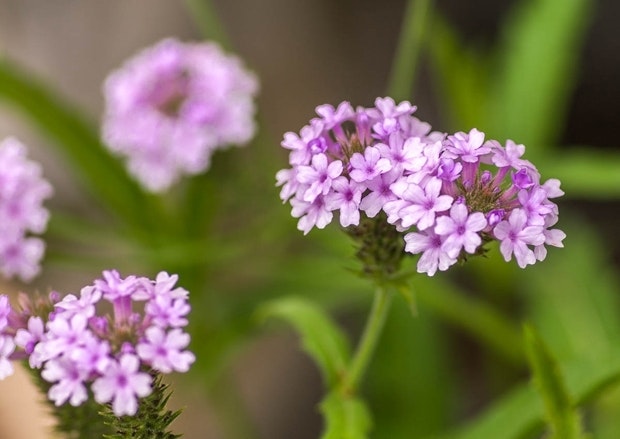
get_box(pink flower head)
[1,270,195,416]
[276,99,564,273]
[0,137,52,281]
[103,38,259,192]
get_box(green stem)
[386,0,433,100]
[340,286,392,396]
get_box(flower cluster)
[0,137,53,281]
[276,98,565,275]
[102,38,259,192]
[0,270,195,416]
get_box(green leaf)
[542,148,620,198]
[430,346,620,439]
[489,0,593,155]
[258,296,352,388]
[523,217,620,366]
[427,15,491,130]
[319,391,373,439]
[0,60,157,235]
[386,0,433,101]
[524,324,584,439]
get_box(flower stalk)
[340,286,392,397]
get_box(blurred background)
[0,0,619,438]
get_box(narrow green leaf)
[489,0,593,154]
[0,60,156,234]
[320,391,372,439]
[258,296,351,388]
[386,0,433,101]
[523,217,620,366]
[524,324,584,439]
[426,15,491,130]
[542,148,620,198]
[429,347,620,439]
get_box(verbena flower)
[103,38,259,192]
[276,98,565,275]
[0,270,195,416]
[0,137,53,281]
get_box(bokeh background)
[0,1,619,438]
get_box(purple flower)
[291,195,333,235]
[42,314,91,361]
[0,335,15,379]
[0,295,10,330]
[0,270,194,419]
[15,316,45,366]
[517,187,553,225]
[349,146,391,183]
[367,97,416,137]
[102,38,258,192]
[276,99,565,273]
[435,203,487,258]
[493,209,545,268]
[296,154,343,202]
[54,286,102,319]
[151,272,189,301]
[326,177,364,227]
[137,327,195,373]
[489,139,531,169]
[0,138,52,282]
[534,215,566,261]
[314,102,355,130]
[444,129,490,163]
[145,294,190,328]
[404,230,456,276]
[360,171,400,218]
[282,122,326,166]
[376,133,426,173]
[390,177,453,230]
[42,358,89,407]
[92,354,152,416]
[95,270,140,301]
[71,337,112,375]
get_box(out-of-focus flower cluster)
[276,98,565,275]
[0,270,195,416]
[103,38,259,192]
[0,137,52,282]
